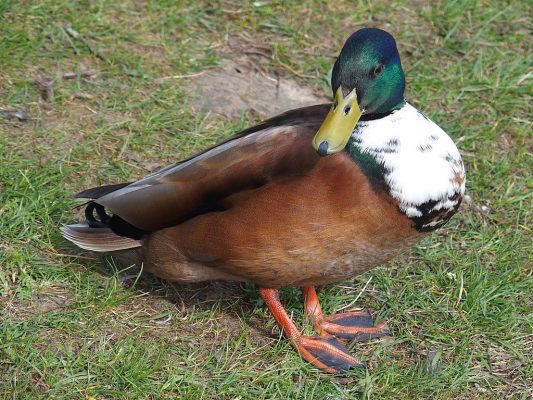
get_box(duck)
[62,28,465,374]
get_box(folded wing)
[78,104,330,231]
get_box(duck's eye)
[343,104,351,115]
[372,63,384,78]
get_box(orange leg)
[302,286,391,342]
[259,287,363,374]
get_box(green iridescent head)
[313,28,406,156]
[332,28,406,115]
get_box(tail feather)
[75,182,132,200]
[61,223,141,252]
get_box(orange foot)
[302,286,391,342]
[259,288,363,374]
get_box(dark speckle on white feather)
[418,143,432,152]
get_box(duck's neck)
[359,99,406,121]
[344,104,409,187]
[345,137,388,187]
[344,102,407,187]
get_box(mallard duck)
[62,28,465,374]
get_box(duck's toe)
[319,311,391,342]
[295,335,364,374]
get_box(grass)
[0,0,531,399]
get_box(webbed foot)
[302,286,391,342]
[259,287,364,374]
[295,335,364,373]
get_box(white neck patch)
[350,103,466,219]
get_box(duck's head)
[313,28,406,156]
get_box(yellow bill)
[312,87,362,156]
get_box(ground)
[0,1,532,399]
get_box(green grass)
[1,0,531,399]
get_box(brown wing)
[82,104,330,231]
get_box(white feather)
[351,103,465,215]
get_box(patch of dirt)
[37,102,125,134]
[1,290,72,322]
[187,35,329,121]
[124,279,273,347]
[23,277,275,370]
[481,339,533,399]
[188,59,327,119]
[43,255,274,351]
